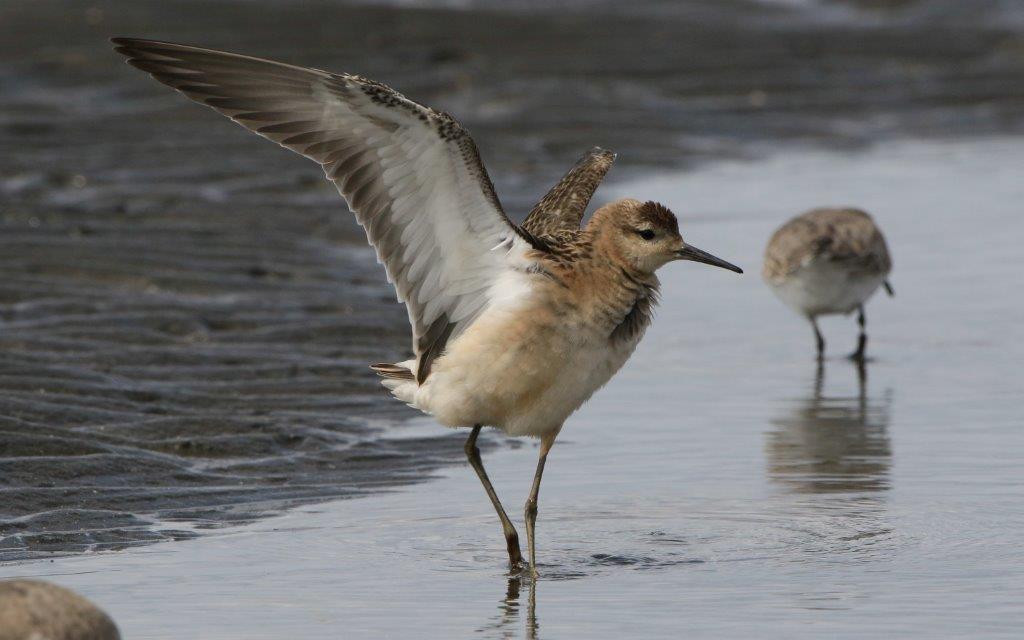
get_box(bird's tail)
[883,279,895,297]
[370,360,418,405]
[370,362,415,380]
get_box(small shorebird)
[763,207,893,361]
[112,38,742,576]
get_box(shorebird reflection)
[767,362,892,495]
[477,575,538,639]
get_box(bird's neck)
[551,232,659,337]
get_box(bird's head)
[589,199,743,276]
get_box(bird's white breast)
[770,258,885,317]
[411,270,644,438]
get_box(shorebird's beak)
[675,245,743,273]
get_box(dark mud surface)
[2,0,1023,561]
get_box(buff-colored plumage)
[112,38,742,576]
[383,199,670,438]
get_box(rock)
[0,580,120,640]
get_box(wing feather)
[522,147,616,238]
[113,37,535,383]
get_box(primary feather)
[522,147,615,239]
[112,38,534,383]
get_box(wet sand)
[3,0,1024,559]
[3,137,1022,638]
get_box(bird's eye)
[637,229,656,241]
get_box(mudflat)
[2,0,1023,560]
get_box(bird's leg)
[465,425,523,569]
[811,316,825,360]
[524,432,556,578]
[850,305,867,361]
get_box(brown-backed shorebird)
[763,207,893,361]
[112,38,743,576]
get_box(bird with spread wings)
[111,39,741,576]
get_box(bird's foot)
[505,557,539,580]
[505,548,526,574]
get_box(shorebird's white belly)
[770,259,885,317]
[408,278,642,438]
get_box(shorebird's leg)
[524,432,557,578]
[851,305,867,361]
[465,425,523,569]
[811,316,825,359]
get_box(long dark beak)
[676,245,743,273]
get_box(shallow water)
[5,0,1024,555]
[4,136,1023,638]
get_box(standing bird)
[111,38,742,576]
[763,208,893,361]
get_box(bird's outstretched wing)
[112,38,533,383]
[522,147,615,238]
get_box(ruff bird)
[112,38,743,576]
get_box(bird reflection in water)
[767,361,892,496]
[478,575,539,639]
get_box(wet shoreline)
[3,0,1024,561]
[3,135,1022,638]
